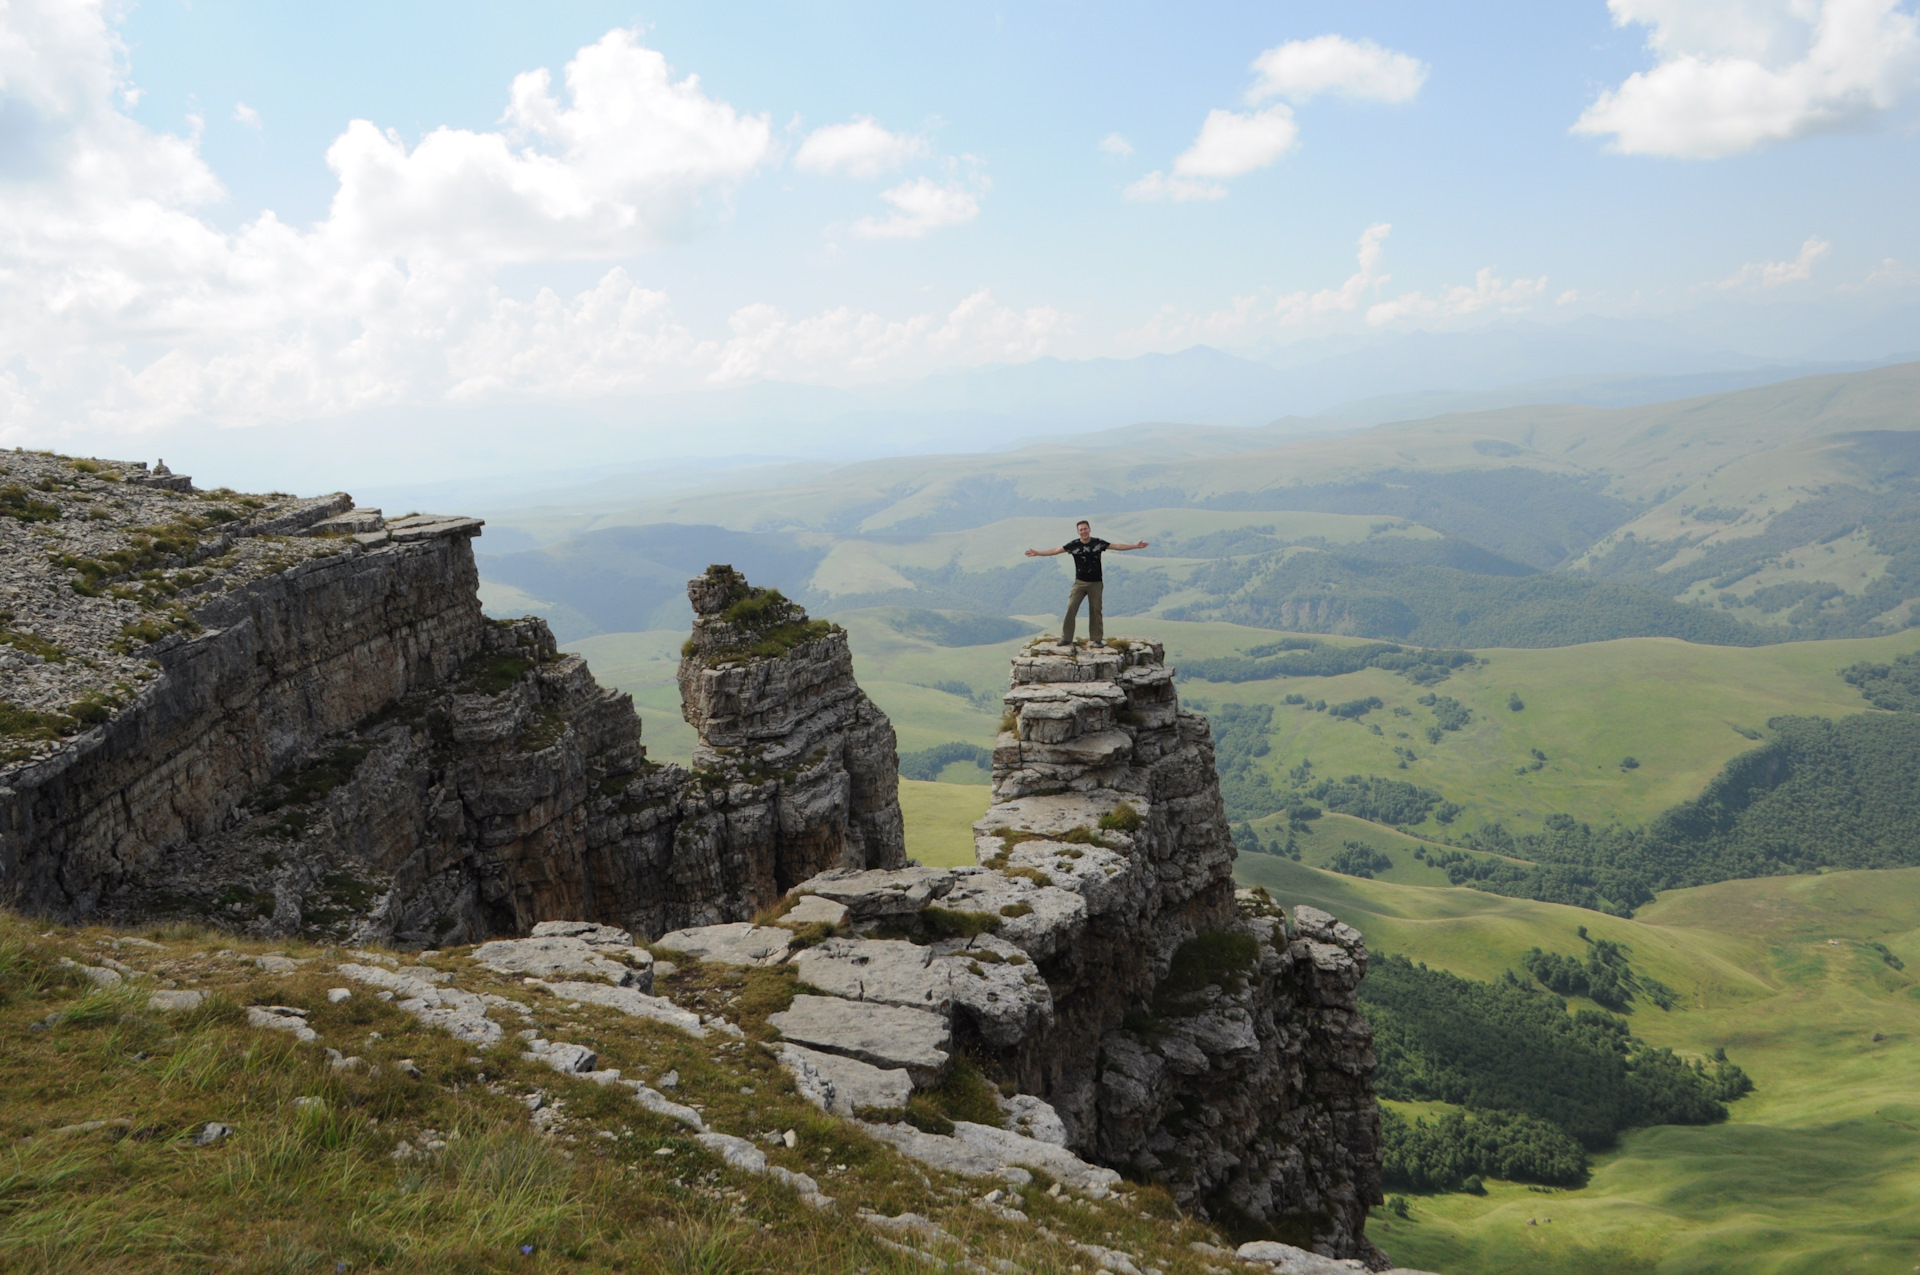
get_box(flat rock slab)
[533,980,706,1038]
[695,1132,833,1211]
[782,895,850,927]
[976,790,1140,842]
[936,874,1087,962]
[793,866,954,919]
[769,995,951,1084]
[778,1042,913,1115]
[655,923,794,967]
[1016,728,1133,768]
[791,938,952,1014]
[337,962,526,1047]
[472,935,649,987]
[1236,1241,1439,1275]
[860,1118,1121,1196]
[521,1035,598,1075]
[247,1006,317,1042]
[932,934,1053,1048]
[530,920,635,946]
[999,840,1133,915]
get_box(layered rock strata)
[659,639,1381,1260]
[2,468,902,943]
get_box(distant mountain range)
[468,361,1920,649]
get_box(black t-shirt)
[1064,537,1111,582]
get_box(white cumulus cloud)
[1716,234,1831,287]
[1126,106,1298,201]
[851,175,983,239]
[1098,132,1135,157]
[1574,0,1920,157]
[1127,33,1420,203]
[793,115,929,178]
[323,28,774,263]
[1248,35,1429,103]
[0,2,1042,441]
[1174,105,1300,177]
[233,102,262,130]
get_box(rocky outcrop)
[986,642,1382,1257]
[2,470,903,944]
[684,638,1382,1261]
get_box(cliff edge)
[0,453,902,944]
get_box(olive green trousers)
[1061,580,1103,643]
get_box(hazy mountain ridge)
[476,362,1920,647]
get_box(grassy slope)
[1235,853,1920,1274]
[0,915,1232,1274]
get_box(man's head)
[1076,520,1091,541]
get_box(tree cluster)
[1325,841,1395,878]
[1364,955,1752,1194]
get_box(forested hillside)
[1363,953,1751,1193]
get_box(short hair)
[1076,519,1090,529]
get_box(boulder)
[999,1093,1069,1145]
[768,994,951,1084]
[148,989,205,1012]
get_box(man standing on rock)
[1025,520,1149,647]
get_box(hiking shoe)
[1091,639,1106,647]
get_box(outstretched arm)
[1108,540,1150,551]
[1024,546,1066,557]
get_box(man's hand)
[1110,540,1150,551]
[1025,548,1040,557]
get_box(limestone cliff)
[678,638,1383,1261]
[983,641,1383,1254]
[0,456,902,944]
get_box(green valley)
[501,361,1920,1272]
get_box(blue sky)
[4,0,1919,466]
